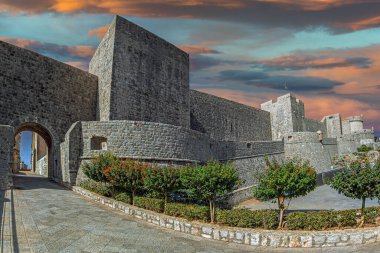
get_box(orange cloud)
[2,1,380,33]
[178,44,219,55]
[342,16,380,31]
[67,45,95,58]
[88,25,109,39]
[253,54,371,70]
[0,37,95,59]
[64,61,88,70]
[256,0,365,11]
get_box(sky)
[1,0,380,136]
[20,131,32,167]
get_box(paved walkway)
[1,174,380,253]
[242,185,379,211]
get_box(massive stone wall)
[304,118,326,133]
[90,16,190,127]
[89,20,116,121]
[284,132,338,173]
[190,90,272,142]
[0,125,14,190]
[60,122,83,185]
[215,140,283,160]
[338,131,375,154]
[0,40,98,143]
[81,120,213,162]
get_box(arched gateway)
[0,40,98,188]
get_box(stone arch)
[12,117,58,180]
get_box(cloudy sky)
[1,0,380,136]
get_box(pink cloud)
[87,25,109,39]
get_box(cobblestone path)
[1,174,379,253]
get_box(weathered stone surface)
[250,233,261,246]
[300,235,313,248]
[0,125,14,190]
[90,16,190,128]
[0,40,98,180]
[190,90,272,142]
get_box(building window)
[247,143,252,148]
[91,136,108,151]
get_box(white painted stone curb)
[73,186,380,248]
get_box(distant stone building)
[13,133,21,172]
[31,132,48,176]
[0,16,376,201]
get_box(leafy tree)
[82,152,119,183]
[252,158,317,229]
[330,157,380,226]
[180,161,240,223]
[103,160,147,204]
[144,165,181,209]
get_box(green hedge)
[216,209,278,229]
[134,197,164,213]
[79,180,111,197]
[113,192,131,204]
[286,210,357,230]
[364,206,380,224]
[165,203,209,222]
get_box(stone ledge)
[72,186,380,248]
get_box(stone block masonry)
[0,125,14,190]
[0,41,98,143]
[80,120,213,162]
[190,90,272,142]
[90,16,190,127]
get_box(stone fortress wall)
[261,93,377,176]
[0,15,377,198]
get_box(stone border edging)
[72,186,380,248]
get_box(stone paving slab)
[1,174,380,252]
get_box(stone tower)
[261,93,305,140]
[89,15,190,128]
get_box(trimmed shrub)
[144,165,181,209]
[82,152,119,183]
[253,158,317,228]
[113,192,131,204]
[103,160,147,205]
[79,180,111,197]
[330,157,380,226]
[286,210,357,230]
[165,203,209,222]
[134,196,164,213]
[181,161,240,223]
[216,209,278,229]
[364,206,380,224]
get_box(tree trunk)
[359,197,366,227]
[164,192,168,212]
[132,190,135,206]
[209,199,215,223]
[278,195,285,229]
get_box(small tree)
[144,165,181,209]
[103,160,147,204]
[82,152,119,184]
[330,157,380,227]
[180,161,240,223]
[102,164,121,195]
[252,158,317,229]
